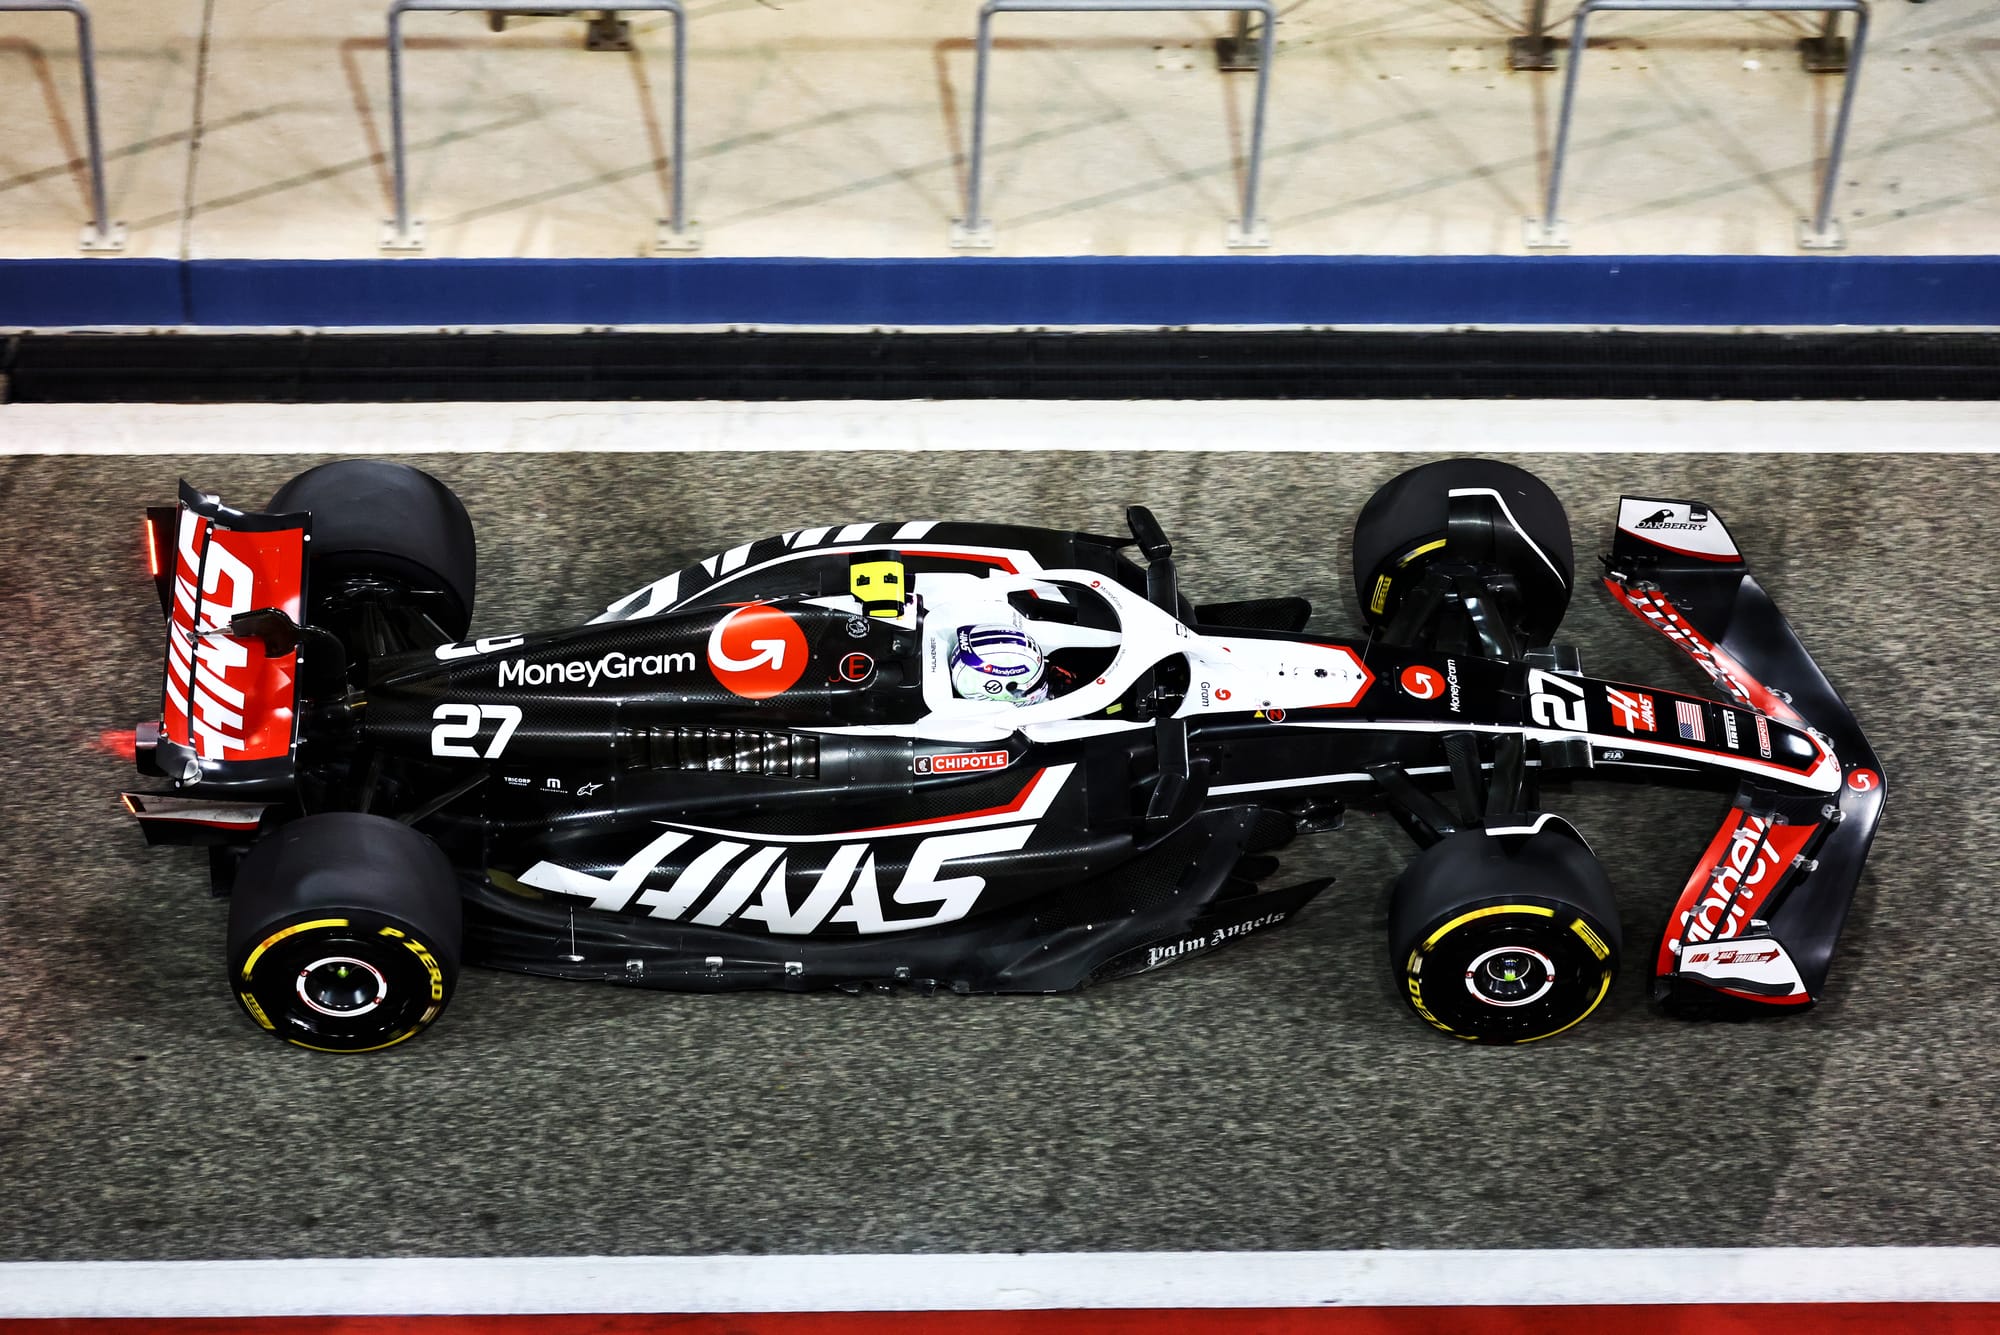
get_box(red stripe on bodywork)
[1603,580,1806,727]
[848,768,1049,834]
[915,550,1021,574]
[1620,530,1742,562]
[1714,987,1814,1007]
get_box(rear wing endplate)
[146,481,310,793]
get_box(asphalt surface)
[1,447,1996,1261]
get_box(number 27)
[431,703,523,758]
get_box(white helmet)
[950,624,1049,705]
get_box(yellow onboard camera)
[849,553,908,618]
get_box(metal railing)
[2,0,122,250]
[952,0,1276,250]
[383,0,693,251]
[1525,0,1869,251]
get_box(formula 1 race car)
[123,458,1885,1052]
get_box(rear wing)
[140,481,310,793]
[1604,496,1885,1013]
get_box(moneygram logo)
[708,603,809,699]
[498,650,694,689]
[1400,665,1444,699]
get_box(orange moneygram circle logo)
[1400,665,1443,700]
[707,603,809,699]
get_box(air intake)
[627,726,819,779]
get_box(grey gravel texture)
[0,447,1995,1261]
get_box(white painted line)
[3,1248,1999,1318]
[0,400,1996,455]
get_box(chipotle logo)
[914,750,1010,776]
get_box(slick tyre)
[269,460,477,640]
[1388,826,1619,1044]
[227,813,463,1053]
[1352,458,1573,647]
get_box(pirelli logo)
[913,750,1010,776]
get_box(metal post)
[1,0,124,250]
[951,0,1276,251]
[1803,4,1866,246]
[1799,8,1847,73]
[1510,0,1559,71]
[1524,0,1869,251]
[1233,1,1274,247]
[1215,9,1258,71]
[955,6,997,247]
[382,0,692,252]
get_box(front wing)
[1605,497,1886,1013]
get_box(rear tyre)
[269,460,477,640]
[1352,458,1574,647]
[1388,825,1619,1044]
[227,812,463,1053]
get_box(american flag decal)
[1677,700,1707,743]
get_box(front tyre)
[1351,457,1574,649]
[227,813,463,1053]
[1389,826,1619,1044]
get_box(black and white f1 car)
[124,458,1885,1052]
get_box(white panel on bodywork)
[1676,935,1807,998]
[1617,496,1742,562]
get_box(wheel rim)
[296,956,389,1018]
[1464,945,1556,1008]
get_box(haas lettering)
[168,515,257,758]
[519,825,1033,935]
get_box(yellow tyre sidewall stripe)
[1421,903,1554,953]
[241,917,350,981]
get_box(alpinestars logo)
[1635,504,1712,532]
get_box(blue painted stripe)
[2,255,1998,328]
[0,259,185,328]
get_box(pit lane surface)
[1,406,1995,1262]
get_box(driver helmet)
[950,623,1049,705]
